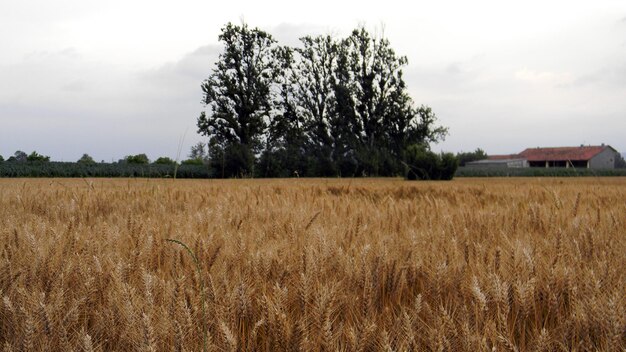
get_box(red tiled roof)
[518,146,608,161]
[488,154,521,160]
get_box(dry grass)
[0,177,624,351]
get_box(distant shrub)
[77,154,96,165]
[181,158,204,166]
[26,151,50,162]
[9,151,28,163]
[456,148,488,166]
[123,154,150,165]
[439,152,460,180]
[405,145,459,180]
[154,157,177,165]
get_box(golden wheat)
[0,177,624,351]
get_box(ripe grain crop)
[0,177,624,351]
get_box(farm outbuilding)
[467,145,620,169]
[465,158,528,168]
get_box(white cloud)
[514,68,574,86]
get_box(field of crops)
[0,162,210,178]
[0,178,624,351]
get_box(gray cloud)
[61,80,87,92]
[445,63,462,75]
[2,16,626,161]
[140,44,220,90]
[22,47,81,62]
[402,52,626,155]
[0,44,214,161]
[573,64,626,88]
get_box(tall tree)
[188,142,209,163]
[195,23,448,178]
[260,45,307,177]
[197,22,279,177]
[339,27,447,175]
[295,35,351,176]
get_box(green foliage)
[26,151,50,162]
[0,155,3,163]
[77,154,96,165]
[154,157,176,165]
[222,143,255,178]
[179,143,209,167]
[0,162,210,178]
[188,142,209,163]
[123,154,150,165]
[296,35,342,175]
[439,152,460,180]
[456,148,488,166]
[196,23,448,178]
[181,158,204,166]
[197,22,279,177]
[405,145,438,180]
[404,145,459,180]
[10,151,28,163]
[259,45,308,178]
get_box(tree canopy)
[77,154,96,165]
[198,23,279,177]
[9,151,28,163]
[123,154,150,165]
[195,22,449,178]
[154,157,176,165]
[27,151,50,162]
[457,148,488,166]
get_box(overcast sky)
[1,0,625,161]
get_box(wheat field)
[0,178,624,351]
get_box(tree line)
[2,146,623,178]
[0,147,487,168]
[197,22,455,179]
[0,150,211,178]
[0,150,205,166]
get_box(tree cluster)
[1,149,209,168]
[198,23,450,178]
[2,150,50,163]
[119,154,150,165]
[456,148,488,166]
[405,145,458,180]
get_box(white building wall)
[589,148,618,169]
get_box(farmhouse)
[467,145,620,169]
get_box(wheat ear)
[166,238,208,352]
